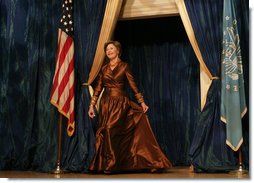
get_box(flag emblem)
[220,0,247,151]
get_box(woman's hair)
[104,40,122,56]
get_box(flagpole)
[236,146,248,174]
[52,114,64,174]
[238,147,243,171]
[229,146,248,175]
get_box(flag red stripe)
[57,55,74,104]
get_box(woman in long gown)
[88,41,172,173]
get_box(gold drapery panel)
[119,0,179,20]
[175,0,219,111]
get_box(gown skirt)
[89,88,172,173]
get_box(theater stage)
[0,166,249,179]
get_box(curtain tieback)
[211,76,219,80]
[82,82,89,87]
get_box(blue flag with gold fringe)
[220,0,247,151]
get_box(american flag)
[50,0,75,136]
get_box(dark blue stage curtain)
[115,16,200,166]
[184,0,249,172]
[0,0,106,172]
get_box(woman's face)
[106,43,119,60]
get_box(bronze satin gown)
[89,61,172,173]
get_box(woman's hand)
[141,102,149,113]
[88,105,96,118]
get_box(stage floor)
[0,166,249,179]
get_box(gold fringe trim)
[67,123,75,137]
[226,138,243,151]
[50,100,70,119]
[51,100,75,137]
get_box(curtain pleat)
[0,0,61,171]
[0,0,107,172]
